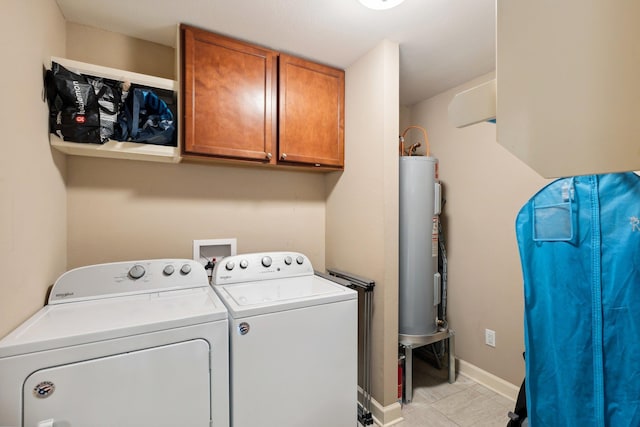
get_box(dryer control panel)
[211,252,313,285]
[49,259,208,304]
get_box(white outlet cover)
[485,329,496,347]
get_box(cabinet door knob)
[266,152,272,160]
[281,153,287,160]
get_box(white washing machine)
[211,251,358,427]
[0,259,229,427]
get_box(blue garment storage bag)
[516,173,640,427]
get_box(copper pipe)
[400,126,431,157]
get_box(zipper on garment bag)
[590,175,605,427]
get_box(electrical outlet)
[485,329,496,347]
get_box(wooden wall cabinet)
[181,25,278,164]
[181,24,345,170]
[278,54,344,168]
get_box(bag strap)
[44,69,59,110]
[130,89,142,139]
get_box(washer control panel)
[49,259,208,304]
[212,252,314,285]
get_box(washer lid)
[214,274,357,318]
[0,286,227,358]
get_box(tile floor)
[393,354,514,427]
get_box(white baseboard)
[457,358,519,402]
[358,387,403,426]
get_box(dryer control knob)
[296,256,304,265]
[163,265,175,276]
[180,264,192,275]
[226,261,235,271]
[262,256,272,268]
[284,256,292,265]
[240,259,249,269]
[128,264,146,280]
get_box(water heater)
[399,156,441,341]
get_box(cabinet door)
[278,54,345,168]
[181,25,277,163]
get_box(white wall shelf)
[48,56,180,164]
[448,79,496,128]
[50,136,179,163]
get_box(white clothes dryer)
[211,252,358,427]
[0,259,229,427]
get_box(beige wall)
[326,40,400,422]
[408,73,550,386]
[64,24,327,271]
[66,159,326,268]
[0,1,68,337]
[66,22,175,80]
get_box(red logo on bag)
[75,115,86,124]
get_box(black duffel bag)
[45,62,102,144]
[45,62,123,144]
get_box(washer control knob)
[240,259,249,269]
[128,264,146,280]
[163,265,175,276]
[296,256,304,265]
[226,261,235,271]
[284,256,292,265]
[180,264,192,275]
[261,256,272,268]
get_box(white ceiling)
[55,0,496,106]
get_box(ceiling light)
[358,0,406,10]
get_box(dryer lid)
[0,287,226,358]
[0,260,228,358]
